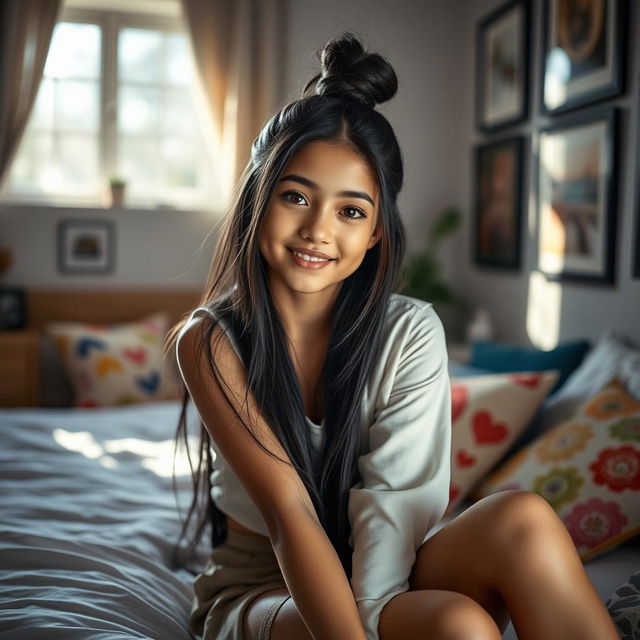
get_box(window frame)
[0,6,217,213]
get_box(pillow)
[606,570,640,640]
[38,334,76,407]
[471,377,640,561]
[469,338,590,395]
[539,331,640,434]
[448,361,493,377]
[446,369,560,514]
[46,312,180,407]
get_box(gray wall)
[1,0,638,347]
[450,0,640,347]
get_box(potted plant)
[108,175,127,208]
[399,206,468,314]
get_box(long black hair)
[165,31,408,579]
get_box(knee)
[482,489,560,547]
[429,591,502,640]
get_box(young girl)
[167,32,619,640]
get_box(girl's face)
[258,140,382,300]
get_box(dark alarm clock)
[0,287,27,330]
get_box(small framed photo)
[57,219,115,275]
[541,0,629,115]
[473,135,525,270]
[476,0,530,133]
[537,107,619,284]
[0,287,27,330]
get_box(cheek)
[341,232,374,259]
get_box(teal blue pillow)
[469,339,590,395]
[448,361,493,377]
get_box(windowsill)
[0,199,217,215]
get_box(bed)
[1,289,638,638]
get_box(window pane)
[160,136,197,187]
[44,22,101,80]
[118,85,159,134]
[166,33,192,85]
[56,80,99,131]
[9,133,55,191]
[118,136,161,189]
[57,134,100,192]
[161,88,197,135]
[119,28,164,83]
[30,79,55,130]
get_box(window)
[1,6,221,210]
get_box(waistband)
[224,525,275,553]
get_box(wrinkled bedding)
[0,401,208,639]
[1,401,638,639]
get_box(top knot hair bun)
[304,32,398,108]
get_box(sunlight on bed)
[53,428,200,477]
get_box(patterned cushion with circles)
[471,377,640,561]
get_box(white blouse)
[187,292,452,640]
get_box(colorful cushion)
[46,312,179,407]
[446,370,560,514]
[606,570,640,640]
[471,377,640,561]
[538,331,640,434]
[469,339,590,395]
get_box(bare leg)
[406,490,619,640]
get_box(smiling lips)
[288,248,335,269]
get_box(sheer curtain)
[0,0,62,190]
[180,0,287,201]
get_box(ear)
[367,220,383,250]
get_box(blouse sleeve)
[347,303,452,640]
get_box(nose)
[299,205,334,244]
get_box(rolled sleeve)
[348,303,452,640]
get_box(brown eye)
[281,190,307,205]
[342,206,367,220]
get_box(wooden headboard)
[26,288,203,330]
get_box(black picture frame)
[536,107,619,285]
[57,219,115,275]
[0,287,27,330]
[634,74,640,280]
[472,135,525,270]
[540,0,629,116]
[475,0,530,133]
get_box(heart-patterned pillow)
[446,370,560,514]
[46,312,179,407]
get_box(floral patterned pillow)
[471,377,640,560]
[446,370,560,514]
[47,312,179,407]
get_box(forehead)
[283,140,379,200]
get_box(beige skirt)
[188,527,291,640]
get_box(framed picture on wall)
[476,0,530,133]
[473,135,525,270]
[540,0,629,115]
[57,219,115,275]
[634,74,640,280]
[537,108,618,284]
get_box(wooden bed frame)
[26,288,203,330]
[1,288,203,408]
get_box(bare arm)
[176,316,366,640]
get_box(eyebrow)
[279,174,375,208]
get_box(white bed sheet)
[1,401,637,639]
[0,401,208,639]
